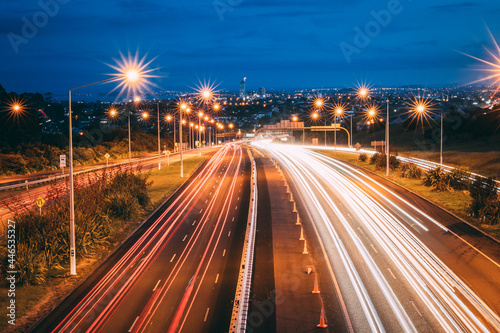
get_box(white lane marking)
[388,268,397,280]
[204,308,210,322]
[232,217,235,222]
[129,316,139,332]
[153,280,161,291]
[193,220,197,226]
[228,230,231,237]
[200,209,203,213]
[222,249,226,257]
[209,192,212,195]
[205,199,208,203]
[215,274,219,284]
[182,235,188,242]
[370,244,378,254]
[411,301,423,317]
[237,197,240,201]
[170,254,176,262]
[235,206,238,210]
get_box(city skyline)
[1,0,500,95]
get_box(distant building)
[259,87,266,98]
[240,77,246,98]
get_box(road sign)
[60,154,67,168]
[310,124,341,132]
[371,141,386,147]
[35,197,45,208]
[104,153,110,159]
[355,142,362,151]
[164,150,171,156]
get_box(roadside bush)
[358,153,368,162]
[400,163,422,179]
[105,192,141,220]
[468,176,498,220]
[479,199,500,225]
[0,168,151,285]
[449,167,471,191]
[423,167,450,192]
[369,153,400,170]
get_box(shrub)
[369,153,400,170]
[105,192,141,220]
[358,153,368,162]
[468,176,498,219]
[400,163,423,179]
[449,167,471,191]
[423,167,450,191]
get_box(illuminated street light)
[67,52,154,276]
[406,96,441,163]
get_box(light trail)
[50,143,245,333]
[255,142,500,333]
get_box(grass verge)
[0,153,209,332]
[318,150,500,240]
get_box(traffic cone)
[286,185,290,193]
[317,306,327,328]
[296,214,301,225]
[290,193,294,202]
[306,265,314,274]
[313,277,320,294]
[302,240,309,254]
[293,202,297,213]
[299,227,305,240]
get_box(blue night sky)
[1,0,500,95]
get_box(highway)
[31,143,250,333]
[255,142,500,333]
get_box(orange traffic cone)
[290,193,294,202]
[302,240,309,254]
[317,306,327,328]
[293,202,297,213]
[313,277,320,294]
[299,227,305,241]
[296,214,301,225]
[306,265,314,274]
[286,185,290,193]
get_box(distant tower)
[258,87,266,98]
[240,77,246,98]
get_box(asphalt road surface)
[30,143,250,333]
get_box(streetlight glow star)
[107,50,159,98]
[404,95,438,129]
[461,28,500,99]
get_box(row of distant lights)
[296,86,435,126]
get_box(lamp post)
[67,70,142,275]
[198,111,203,156]
[440,111,443,165]
[334,107,344,156]
[157,103,161,170]
[179,104,188,178]
[386,98,390,177]
[131,96,141,162]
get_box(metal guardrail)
[0,152,184,192]
[229,149,258,333]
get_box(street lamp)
[198,111,204,156]
[166,114,176,152]
[67,61,149,275]
[407,96,441,164]
[179,102,189,178]
[334,107,344,156]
